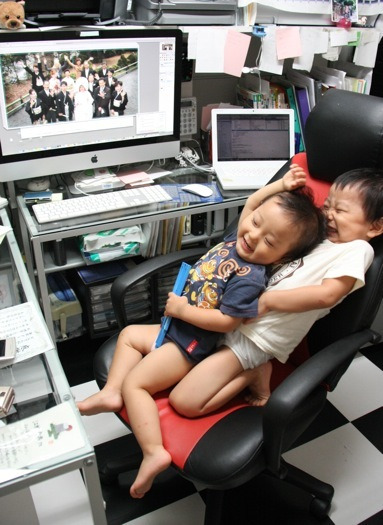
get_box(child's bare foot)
[76,388,124,415]
[244,361,272,407]
[130,447,172,499]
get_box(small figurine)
[0,1,25,30]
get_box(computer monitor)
[0,27,182,182]
[24,0,128,24]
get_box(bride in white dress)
[74,79,94,122]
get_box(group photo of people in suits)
[3,49,138,127]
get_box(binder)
[155,262,192,348]
[286,69,316,109]
[270,76,305,153]
[295,86,311,130]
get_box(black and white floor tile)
[29,340,383,525]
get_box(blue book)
[155,262,191,348]
[295,87,311,130]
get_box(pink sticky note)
[224,30,251,78]
[276,27,302,60]
[117,169,151,184]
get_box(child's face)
[324,185,378,243]
[236,197,297,265]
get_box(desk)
[0,207,107,525]
[16,167,249,340]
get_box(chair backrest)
[304,88,383,181]
[284,89,383,390]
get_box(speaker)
[191,214,205,236]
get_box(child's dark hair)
[265,188,326,261]
[333,168,383,223]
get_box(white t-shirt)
[239,239,374,363]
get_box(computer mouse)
[182,183,213,198]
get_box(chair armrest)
[263,328,379,476]
[111,247,206,327]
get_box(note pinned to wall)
[224,30,252,77]
[190,28,251,77]
[258,25,284,75]
[194,28,227,73]
[293,27,329,71]
[354,29,380,68]
[276,26,302,60]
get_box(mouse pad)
[159,182,223,203]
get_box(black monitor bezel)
[0,27,182,171]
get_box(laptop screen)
[216,112,291,162]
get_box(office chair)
[93,89,383,524]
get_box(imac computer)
[0,27,182,182]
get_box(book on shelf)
[344,76,367,93]
[295,86,311,130]
[331,61,370,94]
[286,69,316,110]
[140,202,193,258]
[236,75,271,109]
[236,85,267,109]
[269,83,290,108]
[149,220,160,258]
[310,65,345,89]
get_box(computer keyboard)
[32,185,173,224]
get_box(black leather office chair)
[93,89,383,524]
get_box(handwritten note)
[0,302,53,364]
[0,402,85,478]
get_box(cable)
[176,149,215,174]
[111,8,164,26]
[182,139,207,164]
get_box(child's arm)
[257,276,356,316]
[239,164,306,225]
[164,293,242,333]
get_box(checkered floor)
[30,341,383,525]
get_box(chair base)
[281,459,334,519]
[96,435,334,523]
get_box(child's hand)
[242,293,271,324]
[257,293,271,316]
[283,164,306,191]
[164,292,189,318]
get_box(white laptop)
[211,108,295,190]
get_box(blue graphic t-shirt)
[167,231,267,363]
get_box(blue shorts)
[166,318,220,364]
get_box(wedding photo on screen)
[0,29,182,181]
